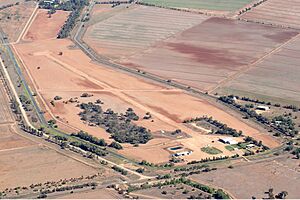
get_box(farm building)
[256,105,270,111]
[172,151,193,157]
[219,138,238,145]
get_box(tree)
[266,188,275,199]
[276,191,288,199]
[109,141,123,150]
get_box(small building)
[219,137,238,145]
[246,144,255,149]
[172,151,192,157]
[256,105,270,111]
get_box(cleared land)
[0,144,100,190]
[139,0,254,12]
[0,1,36,42]
[241,0,300,29]
[119,17,298,92]
[24,9,69,41]
[0,0,21,7]
[191,155,300,198]
[0,74,102,192]
[15,7,280,164]
[218,34,300,105]
[84,5,209,59]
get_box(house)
[256,105,270,111]
[219,137,238,145]
[172,151,192,157]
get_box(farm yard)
[139,0,255,12]
[0,0,36,42]
[218,34,300,105]
[240,0,300,29]
[13,8,282,164]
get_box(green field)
[201,147,223,155]
[140,0,254,11]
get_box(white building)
[219,137,238,145]
[256,105,270,111]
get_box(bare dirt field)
[240,0,300,29]
[0,1,36,42]
[191,155,300,199]
[0,0,22,7]
[15,9,280,164]
[218,34,300,105]
[24,9,69,41]
[120,17,298,92]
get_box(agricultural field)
[119,17,298,92]
[240,0,300,29]
[217,34,300,105]
[191,155,300,198]
[14,9,280,165]
[83,5,209,59]
[139,0,254,12]
[0,0,36,42]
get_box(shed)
[219,137,238,145]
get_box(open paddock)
[191,155,300,199]
[0,0,22,7]
[240,0,300,29]
[0,1,36,42]
[24,9,70,41]
[121,17,298,92]
[0,144,101,190]
[218,34,300,105]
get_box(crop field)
[121,17,298,92]
[139,0,254,11]
[241,0,300,29]
[0,1,36,42]
[14,10,282,164]
[83,5,208,59]
[191,155,300,198]
[218,34,300,105]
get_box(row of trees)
[184,116,243,137]
[39,0,89,38]
[127,177,230,199]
